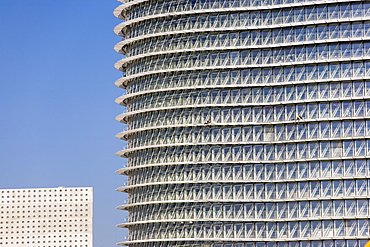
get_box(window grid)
[115,0,370,245]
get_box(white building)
[114,0,370,246]
[0,187,93,247]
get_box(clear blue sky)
[0,1,127,246]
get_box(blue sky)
[0,0,126,246]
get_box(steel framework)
[114,0,370,246]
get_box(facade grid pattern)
[114,0,370,246]
[0,187,93,247]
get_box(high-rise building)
[114,0,370,246]
[0,187,93,247]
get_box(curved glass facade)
[114,0,370,246]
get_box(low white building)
[0,187,93,247]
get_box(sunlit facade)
[0,187,93,247]
[114,0,370,246]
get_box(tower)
[114,1,370,246]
